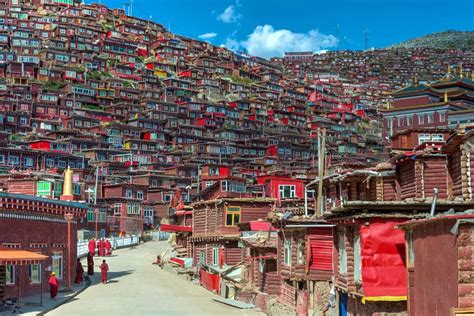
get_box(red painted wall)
[0,218,78,298]
[257,177,304,199]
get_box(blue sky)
[96,0,473,58]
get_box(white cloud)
[221,37,241,51]
[198,32,218,40]
[240,25,338,59]
[217,5,241,23]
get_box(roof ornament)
[460,64,463,79]
[447,64,451,74]
[444,91,448,103]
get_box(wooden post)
[317,129,327,217]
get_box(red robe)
[105,240,111,256]
[48,276,59,298]
[74,261,84,284]
[100,262,109,283]
[98,240,106,256]
[88,239,96,256]
[87,252,94,275]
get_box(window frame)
[338,232,347,275]
[6,265,15,285]
[225,206,241,226]
[283,240,292,267]
[212,247,219,266]
[51,251,63,280]
[29,263,41,284]
[279,184,296,199]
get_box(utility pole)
[364,28,369,51]
[93,164,99,204]
[316,128,326,217]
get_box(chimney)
[60,166,74,201]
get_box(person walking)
[99,238,106,256]
[105,239,112,256]
[100,259,109,284]
[74,258,84,284]
[87,251,94,275]
[48,272,59,299]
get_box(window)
[225,206,241,226]
[163,194,172,202]
[24,157,33,167]
[6,265,15,284]
[125,189,133,198]
[418,133,431,145]
[73,183,81,195]
[432,134,444,142]
[0,155,4,164]
[439,112,446,123]
[127,203,140,215]
[87,210,94,221]
[427,113,434,124]
[99,211,107,223]
[338,232,347,275]
[297,240,304,264]
[114,203,121,215]
[354,232,361,283]
[279,185,296,199]
[418,114,425,125]
[37,181,51,197]
[199,251,206,265]
[8,155,19,165]
[221,180,228,192]
[51,251,63,279]
[137,191,144,200]
[284,240,292,266]
[212,247,219,266]
[206,181,214,188]
[29,264,41,284]
[46,158,55,168]
[19,117,27,125]
[407,115,413,126]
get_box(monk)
[98,238,106,256]
[48,272,59,299]
[100,259,109,284]
[74,258,84,284]
[88,238,96,256]
[105,239,112,256]
[87,251,94,275]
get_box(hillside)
[389,31,474,50]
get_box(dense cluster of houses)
[0,0,473,315]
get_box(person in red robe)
[87,252,94,275]
[48,272,59,299]
[100,260,109,284]
[74,258,84,284]
[88,238,96,256]
[105,239,112,256]
[98,238,106,256]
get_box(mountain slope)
[389,31,474,50]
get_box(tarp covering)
[360,220,407,300]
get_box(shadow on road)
[107,270,134,281]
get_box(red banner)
[360,220,407,298]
